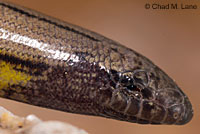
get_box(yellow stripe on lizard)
[0,60,32,90]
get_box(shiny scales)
[0,0,193,125]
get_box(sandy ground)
[1,0,199,134]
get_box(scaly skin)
[0,0,193,125]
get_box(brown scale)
[0,0,193,125]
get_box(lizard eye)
[110,69,120,82]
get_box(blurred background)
[1,0,199,134]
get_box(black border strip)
[0,3,100,42]
[0,53,49,75]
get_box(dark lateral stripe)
[0,3,100,42]
[0,53,49,75]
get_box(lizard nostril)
[173,112,179,119]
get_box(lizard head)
[100,47,193,125]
